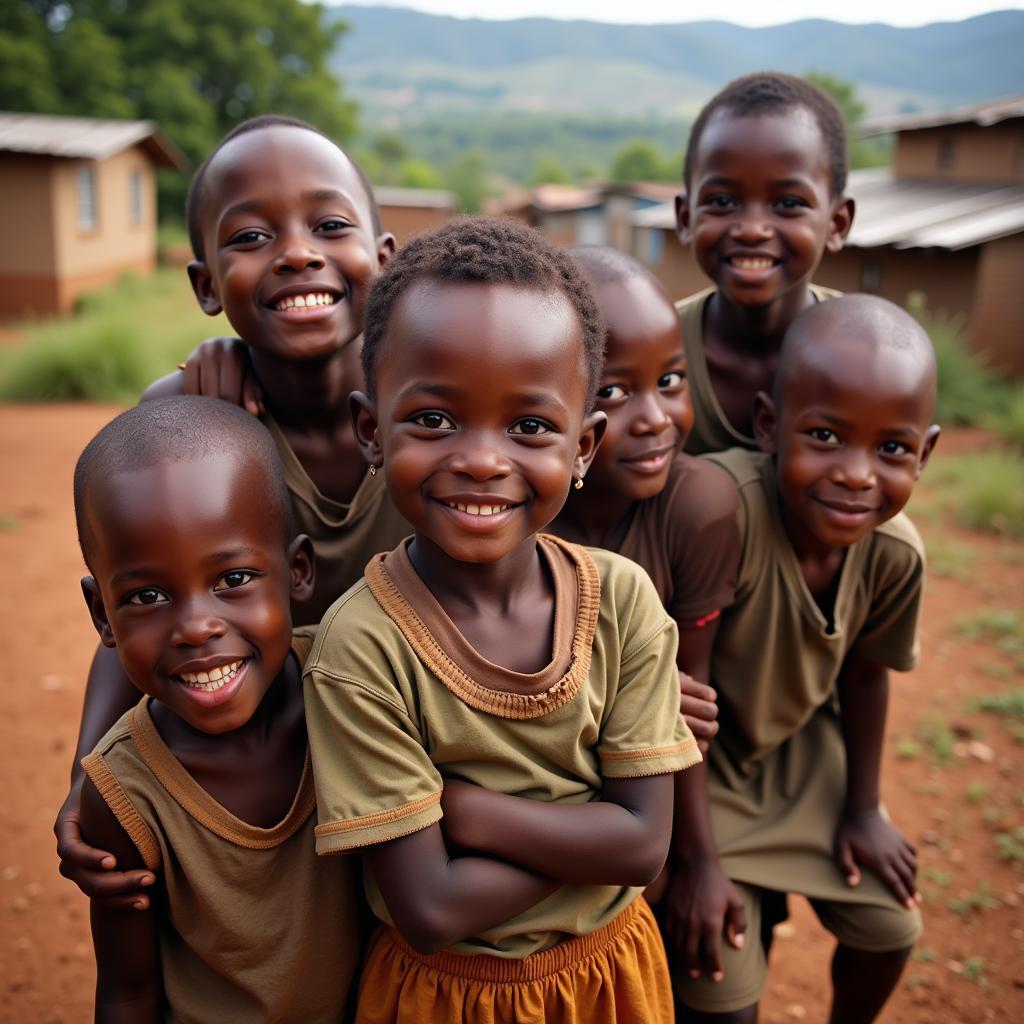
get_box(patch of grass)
[956,611,1022,646]
[920,719,956,766]
[965,781,988,804]
[912,946,938,963]
[923,534,977,580]
[0,514,19,531]
[984,382,1024,449]
[994,827,1024,863]
[969,688,1024,718]
[928,452,1024,537]
[948,881,1001,916]
[904,972,930,990]
[920,867,952,888]
[0,270,227,403]
[961,955,990,987]
[895,736,921,760]
[980,662,1013,681]
[982,806,1008,826]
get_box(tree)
[397,159,444,190]
[804,71,888,170]
[446,149,492,213]
[610,140,676,183]
[528,155,571,186]
[0,1,358,218]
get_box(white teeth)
[445,501,510,516]
[179,659,243,691]
[732,257,774,270]
[274,292,336,311]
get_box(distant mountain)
[327,6,1024,120]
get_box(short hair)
[569,245,664,292]
[684,72,848,197]
[74,397,295,566]
[185,114,382,261]
[362,217,606,405]
[775,294,936,408]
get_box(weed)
[985,381,1024,449]
[994,827,1024,863]
[920,719,956,766]
[948,881,1000,916]
[895,736,921,760]
[956,611,1022,645]
[920,867,952,888]
[980,662,1013,681]
[960,955,989,987]
[982,806,1007,825]
[904,972,930,990]
[965,781,988,804]
[969,688,1024,718]
[912,946,938,963]
[923,534,976,580]
[928,452,1024,537]
[1007,722,1024,746]
[0,514,19,531]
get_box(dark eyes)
[227,229,268,246]
[597,384,627,401]
[412,411,455,430]
[879,441,912,456]
[703,194,736,210]
[213,570,255,592]
[807,428,840,445]
[509,418,552,435]
[127,588,168,607]
[658,372,685,389]
[316,218,353,233]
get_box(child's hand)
[54,781,155,909]
[180,337,264,416]
[834,809,920,910]
[679,671,719,754]
[662,860,746,982]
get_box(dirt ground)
[0,404,1021,1023]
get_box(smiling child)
[676,295,939,1023]
[75,397,362,1021]
[675,73,854,454]
[302,218,700,1023]
[57,116,413,906]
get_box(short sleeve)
[665,458,741,624]
[597,568,703,778]
[849,526,925,672]
[304,660,443,856]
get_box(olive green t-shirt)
[304,535,701,958]
[676,285,842,456]
[81,630,361,1023]
[263,413,412,625]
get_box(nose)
[629,391,673,435]
[832,448,877,490]
[273,227,325,274]
[448,431,512,481]
[729,205,773,244]
[170,598,228,648]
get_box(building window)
[77,165,97,231]
[861,260,881,293]
[130,168,144,224]
[937,137,955,171]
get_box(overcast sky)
[334,1,1020,28]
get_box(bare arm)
[834,653,919,908]
[142,338,262,414]
[80,777,162,1023]
[441,774,673,887]
[56,647,155,907]
[367,823,560,955]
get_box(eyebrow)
[109,548,265,587]
[221,190,358,222]
[801,411,919,438]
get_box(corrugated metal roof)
[861,93,1024,138]
[374,186,454,209]
[629,168,1024,251]
[0,112,187,169]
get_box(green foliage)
[396,159,445,190]
[610,140,678,183]
[1,1,357,219]
[930,453,1024,537]
[960,955,990,987]
[969,689,1024,718]
[894,736,921,760]
[920,719,956,766]
[0,270,226,403]
[985,383,1024,450]
[996,826,1024,862]
[956,610,1022,644]
[906,293,1009,426]
[446,148,494,213]
[948,881,1000,916]
[528,155,571,186]
[965,780,988,804]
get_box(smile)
[177,658,246,692]
[272,291,338,311]
[441,500,515,516]
[728,256,777,270]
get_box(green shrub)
[907,293,1009,427]
[985,383,1024,449]
[929,451,1024,537]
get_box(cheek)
[590,410,627,468]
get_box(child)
[303,218,701,1023]
[74,396,363,1021]
[677,295,939,1023]
[675,72,855,455]
[552,245,748,980]
[57,115,413,905]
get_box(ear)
[674,192,692,246]
[914,424,941,479]
[81,577,116,648]
[286,534,316,604]
[573,410,607,483]
[825,196,855,254]
[350,390,383,469]
[187,260,223,316]
[376,233,397,271]
[752,391,778,454]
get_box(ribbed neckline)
[128,698,316,850]
[365,534,602,720]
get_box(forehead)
[86,456,285,566]
[597,276,680,358]
[201,126,373,225]
[780,336,934,425]
[381,280,588,401]
[694,107,829,183]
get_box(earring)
[368,464,377,476]
[574,476,584,490]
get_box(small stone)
[1011,928,1024,941]
[10,897,28,913]
[39,674,64,692]
[1005,891,1020,907]
[773,922,796,939]
[2,865,19,881]
[786,1004,806,1020]
[966,740,995,763]
[921,830,941,846]
[25,882,42,898]
[946,959,964,975]
[930,807,950,822]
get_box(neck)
[775,492,846,587]
[709,286,815,354]
[250,338,362,430]
[407,534,546,617]
[556,484,636,548]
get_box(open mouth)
[176,658,247,693]
[269,290,340,312]
[728,256,778,271]
[439,500,517,517]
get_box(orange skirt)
[355,897,673,1024]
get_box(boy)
[74,396,362,1021]
[675,72,855,455]
[57,116,412,905]
[676,295,939,1023]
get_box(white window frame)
[78,164,98,232]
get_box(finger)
[727,897,747,947]
[95,892,152,911]
[679,695,719,724]
[836,842,860,886]
[893,858,919,909]
[678,676,718,704]
[218,355,246,407]
[697,738,710,756]
[56,834,117,872]
[684,715,719,743]
[701,920,725,982]
[73,869,156,901]
[685,920,703,978]
[882,864,914,909]
[241,376,265,418]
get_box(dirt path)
[0,405,1021,1022]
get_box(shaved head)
[774,294,937,417]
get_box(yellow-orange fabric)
[354,898,672,1024]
